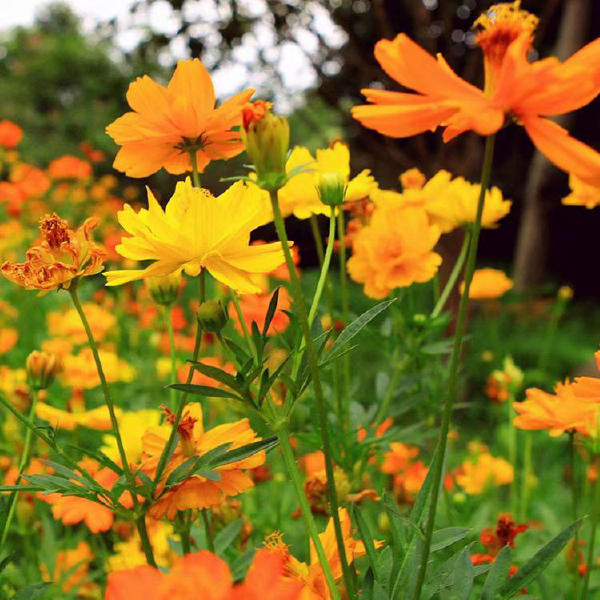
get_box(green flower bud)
[317,172,346,207]
[147,272,182,306]
[26,351,59,391]
[197,300,228,333]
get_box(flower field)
[1,1,600,598]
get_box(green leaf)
[0,485,45,492]
[42,460,94,488]
[323,299,395,364]
[67,445,123,476]
[482,545,511,600]
[430,527,470,552]
[208,437,279,468]
[262,287,280,338]
[13,582,51,599]
[23,474,83,494]
[186,360,241,391]
[351,504,382,584]
[169,384,243,401]
[222,338,251,368]
[231,547,256,582]
[499,518,585,598]
[215,518,243,555]
[446,547,474,600]
[409,443,440,527]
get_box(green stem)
[278,428,340,600]
[68,286,134,487]
[308,208,336,327]
[374,349,404,424]
[507,394,517,515]
[520,432,532,521]
[152,273,206,493]
[431,230,470,319]
[0,390,39,549]
[136,515,157,567]
[162,305,178,409]
[201,509,215,553]
[189,150,201,188]
[582,430,600,599]
[269,190,354,600]
[231,292,259,363]
[309,214,325,265]
[337,209,351,429]
[569,432,580,597]
[411,134,496,600]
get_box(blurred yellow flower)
[36,403,121,431]
[348,205,441,299]
[102,409,162,464]
[60,348,136,389]
[47,303,116,345]
[460,268,513,299]
[456,452,513,494]
[278,142,377,219]
[562,174,600,209]
[105,179,286,294]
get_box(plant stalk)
[411,134,496,600]
[163,305,178,408]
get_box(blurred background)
[1,0,599,295]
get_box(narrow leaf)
[169,384,243,401]
[351,504,382,584]
[186,361,241,391]
[262,287,280,338]
[215,518,243,555]
[482,545,511,600]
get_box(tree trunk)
[512,0,591,292]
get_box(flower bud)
[197,300,228,333]
[242,101,289,185]
[26,351,59,391]
[317,172,345,207]
[558,285,574,301]
[147,272,182,306]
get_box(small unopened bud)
[197,300,228,333]
[317,172,345,207]
[558,285,574,301]
[26,351,59,390]
[399,168,426,190]
[242,102,290,184]
[147,272,182,306]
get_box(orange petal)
[522,116,600,187]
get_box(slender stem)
[374,349,404,424]
[308,208,336,327]
[431,230,470,319]
[520,432,532,521]
[507,394,517,515]
[582,427,600,600]
[569,432,580,597]
[278,428,340,600]
[152,273,205,492]
[337,209,351,428]
[163,305,178,408]
[411,134,496,600]
[135,515,157,567]
[269,190,354,599]
[68,286,134,487]
[0,390,38,549]
[231,292,259,363]
[189,150,201,188]
[309,214,325,265]
[201,509,215,553]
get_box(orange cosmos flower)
[570,352,600,403]
[352,1,600,187]
[41,541,97,595]
[106,59,254,177]
[513,382,598,437]
[0,120,23,148]
[47,155,92,180]
[455,452,513,494]
[347,205,441,299]
[106,548,301,600]
[43,460,118,533]
[1,213,106,294]
[0,328,17,355]
[10,163,51,197]
[381,442,419,474]
[460,268,513,299]
[142,403,265,519]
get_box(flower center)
[474,1,538,94]
[161,405,197,457]
[40,213,71,249]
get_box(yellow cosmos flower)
[456,452,513,495]
[105,179,287,294]
[47,303,116,345]
[372,170,511,233]
[347,205,442,299]
[102,409,162,465]
[60,348,136,389]
[562,174,600,209]
[460,268,513,299]
[278,142,377,219]
[36,403,121,431]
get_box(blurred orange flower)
[460,268,513,299]
[348,205,441,299]
[0,328,18,354]
[1,213,106,294]
[142,403,265,519]
[352,2,600,186]
[229,287,291,336]
[0,120,22,148]
[47,155,92,180]
[41,541,97,594]
[455,452,513,494]
[106,59,254,177]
